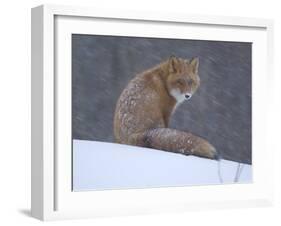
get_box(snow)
[73,139,252,191]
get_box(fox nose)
[185,94,191,99]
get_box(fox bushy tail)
[130,128,218,159]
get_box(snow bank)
[73,139,252,191]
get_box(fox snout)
[170,89,194,104]
[184,93,192,100]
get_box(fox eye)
[187,79,193,86]
[176,79,184,85]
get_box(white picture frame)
[31,4,274,221]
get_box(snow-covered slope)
[73,139,252,191]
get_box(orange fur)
[114,56,218,159]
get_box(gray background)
[72,34,252,164]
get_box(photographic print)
[72,34,252,191]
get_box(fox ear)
[168,55,179,73]
[190,57,199,74]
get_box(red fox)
[114,56,219,159]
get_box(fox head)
[166,56,200,103]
